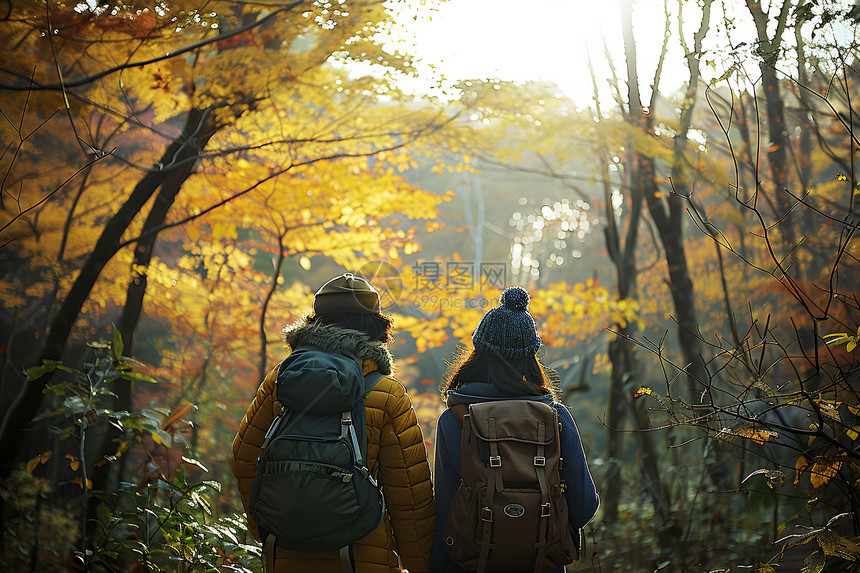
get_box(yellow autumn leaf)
[815,399,842,422]
[802,550,825,573]
[809,457,843,489]
[634,386,654,398]
[795,455,809,488]
[830,534,860,560]
[731,427,778,445]
[151,432,167,447]
[823,333,851,345]
[115,441,130,457]
[299,256,312,270]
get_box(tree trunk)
[611,0,679,537]
[603,337,627,523]
[746,0,797,255]
[601,150,640,522]
[116,106,219,396]
[258,233,287,383]
[616,151,677,552]
[642,156,709,405]
[82,106,221,534]
[0,106,220,481]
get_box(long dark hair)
[441,347,560,400]
[305,312,395,344]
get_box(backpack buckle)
[534,456,546,466]
[489,456,501,468]
[540,503,551,517]
[481,507,493,522]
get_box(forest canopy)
[1,0,859,571]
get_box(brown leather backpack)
[442,399,578,572]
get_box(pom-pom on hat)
[313,273,381,315]
[471,286,542,359]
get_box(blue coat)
[430,382,599,573]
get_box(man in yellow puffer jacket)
[232,273,435,573]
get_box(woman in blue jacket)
[431,286,599,573]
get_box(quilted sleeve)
[376,378,435,573]
[231,366,279,541]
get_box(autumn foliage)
[2,0,860,571]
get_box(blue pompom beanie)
[471,286,542,359]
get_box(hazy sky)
[384,0,687,104]
[382,0,857,105]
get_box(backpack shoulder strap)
[347,369,385,476]
[362,370,385,397]
[450,403,468,426]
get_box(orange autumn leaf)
[26,450,53,473]
[65,454,80,472]
[71,477,94,490]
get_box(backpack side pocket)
[442,480,480,567]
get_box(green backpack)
[249,345,385,558]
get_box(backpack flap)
[445,399,575,573]
[468,400,557,444]
[276,346,365,412]
[467,400,560,488]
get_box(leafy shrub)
[1,333,261,572]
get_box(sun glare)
[384,0,695,103]
[386,0,619,101]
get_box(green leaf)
[202,480,222,493]
[140,410,162,423]
[173,466,187,488]
[119,539,147,556]
[151,479,173,492]
[119,371,160,384]
[112,327,124,363]
[26,359,58,382]
[190,491,212,515]
[150,427,172,447]
[120,415,143,431]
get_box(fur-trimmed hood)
[282,320,394,375]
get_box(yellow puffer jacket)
[232,322,435,573]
